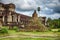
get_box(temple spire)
[34,10,36,13]
[32,10,38,17]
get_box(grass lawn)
[8,30,60,36]
[0,29,60,40]
[0,37,57,40]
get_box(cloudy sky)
[0,0,60,19]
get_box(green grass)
[0,30,60,37]
[0,37,57,40]
[0,28,60,40]
[0,30,60,40]
[8,30,60,35]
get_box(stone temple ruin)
[0,3,47,31]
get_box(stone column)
[3,16,4,22]
[7,14,12,22]
[18,15,20,22]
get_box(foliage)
[58,29,60,32]
[13,26,18,30]
[13,26,19,32]
[47,18,60,28]
[0,27,8,34]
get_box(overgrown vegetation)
[0,27,8,34]
[26,18,48,32]
[47,18,60,28]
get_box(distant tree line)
[47,18,60,28]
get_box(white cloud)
[16,0,37,10]
[1,0,60,19]
[38,12,60,19]
[2,0,37,11]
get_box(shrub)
[0,28,8,34]
[58,29,60,32]
[36,29,41,32]
[13,26,19,32]
[13,26,18,30]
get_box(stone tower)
[8,3,15,12]
[32,10,38,22]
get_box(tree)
[47,18,60,28]
[37,7,40,11]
